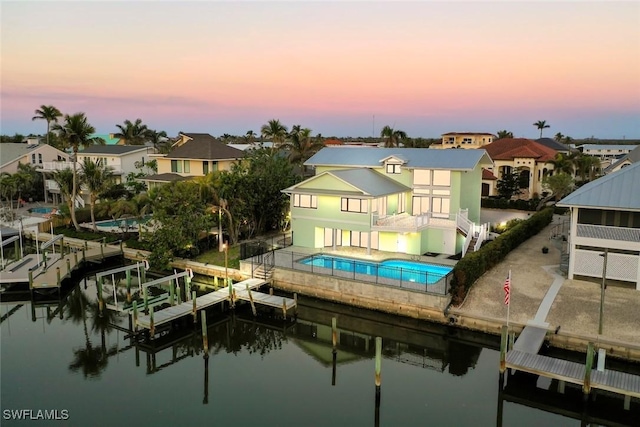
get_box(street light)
[599,249,608,335]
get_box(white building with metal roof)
[557,162,640,289]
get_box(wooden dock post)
[28,270,33,290]
[143,285,148,312]
[126,270,132,303]
[74,250,78,265]
[201,311,209,355]
[293,293,298,317]
[213,276,219,290]
[246,285,257,316]
[100,240,104,259]
[269,287,273,295]
[192,291,197,323]
[81,247,85,262]
[141,264,146,285]
[97,277,104,314]
[56,267,61,287]
[149,306,155,337]
[66,258,71,275]
[228,281,235,309]
[132,300,138,332]
[583,342,595,396]
[185,274,191,298]
[375,336,382,388]
[60,237,64,256]
[282,298,287,320]
[169,280,175,306]
[499,325,508,373]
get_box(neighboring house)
[91,134,123,145]
[483,138,558,198]
[602,146,640,175]
[481,168,498,197]
[143,132,244,189]
[39,145,154,205]
[0,142,68,175]
[557,162,640,290]
[577,144,638,160]
[432,132,495,150]
[282,147,492,256]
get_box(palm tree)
[0,173,17,210]
[51,168,75,223]
[196,172,233,251]
[147,129,168,152]
[81,158,115,231]
[12,165,34,205]
[32,105,62,145]
[52,113,105,230]
[496,130,513,140]
[550,153,575,176]
[573,154,601,182]
[244,130,256,144]
[114,119,149,145]
[533,120,550,138]
[110,194,152,237]
[260,119,288,150]
[380,125,408,147]
[554,132,564,142]
[282,127,324,176]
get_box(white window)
[31,154,36,164]
[463,138,472,144]
[293,194,317,209]
[433,170,451,186]
[412,196,430,215]
[341,198,367,213]
[38,153,42,164]
[386,164,401,174]
[413,169,431,186]
[398,193,406,213]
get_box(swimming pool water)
[29,207,55,214]
[96,216,151,228]
[299,255,452,285]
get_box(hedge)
[449,207,554,305]
[481,197,540,211]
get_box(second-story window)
[31,154,36,164]
[203,161,209,175]
[183,160,190,173]
[171,160,182,173]
[293,194,317,209]
[386,164,401,174]
[341,198,367,213]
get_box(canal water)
[1,269,638,426]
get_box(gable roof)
[557,161,640,211]
[79,145,149,155]
[304,147,491,170]
[483,138,557,162]
[282,168,410,198]
[0,143,67,169]
[603,146,640,173]
[482,168,497,180]
[168,133,244,160]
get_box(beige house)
[0,143,68,175]
[144,133,244,189]
[483,138,558,198]
[433,132,495,150]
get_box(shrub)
[481,197,539,211]
[450,207,553,305]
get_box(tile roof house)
[483,138,559,198]
[282,147,492,257]
[557,162,640,289]
[144,132,244,189]
[432,132,495,150]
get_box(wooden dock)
[135,278,298,331]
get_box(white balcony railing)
[576,224,640,243]
[40,161,123,174]
[371,212,457,231]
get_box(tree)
[554,132,564,142]
[196,172,233,251]
[550,153,575,176]
[0,173,17,211]
[282,126,324,176]
[81,158,115,231]
[542,173,574,201]
[147,129,168,152]
[32,105,62,146]
[380,125,408,147]
[114,119,149,145]
[11,164,34,204]
[148,181,213,269]
[496,130,513,140]
[496,169,522,199]
[52,113,105,230]
[51,168,76,224]
[260,119,288,149]
[573,154,600,182]
[244,130,256,144]
[533,120,550,138]
[15,163,43,202]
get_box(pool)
[299,255,452,285]
[96,216,151,229]
[29,207,55,214]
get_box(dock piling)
[192,291,197,323]
[499,325,508,373]
[132,300,138,332]
[583,342,595,395]
[28,270,33,289]
[375,336,382,388]
[149,306,155,337]
[282,299,287,320]
[170,280,175,306]
[332,317,337,350]
[246,285,257,316]
[143,286,149,312]
[74,250,78,265]
[126,270,132,303]
[66,258,71,275]
[294,293,298,317]
[56,267,61,287]
[201,311,209,355]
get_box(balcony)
[371,213,456,232]
[40,161,123,174]
[576,224,640,243]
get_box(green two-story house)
[282,147,492,256]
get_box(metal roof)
[304,147,491,170]
[603,146,640,173]
[283,168,410,197]
[557,161,640,211]
[578,144,638,152]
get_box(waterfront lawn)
[195,245,240,269]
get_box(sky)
[1,1,639,139]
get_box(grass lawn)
[195,245,241,269]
